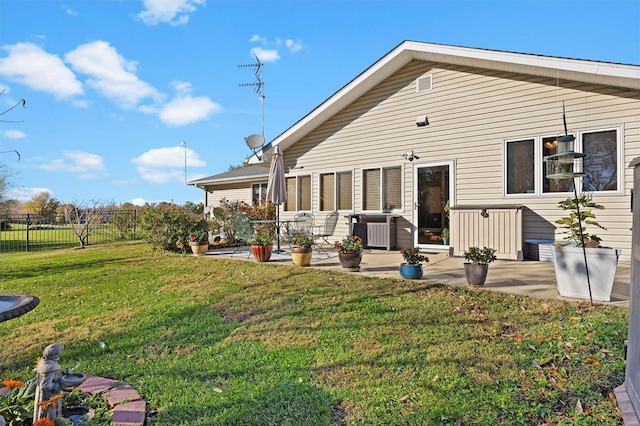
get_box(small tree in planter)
[552,194,620,302]
[463,246,497,288]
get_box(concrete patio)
[206,246,631,307]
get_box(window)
[320,171,353,211]
[285,175,311,211]
[320,173,334,211]
[252,183,268,205]
[337,171,353,210]
[363,167,402,211]
[543,136,573,193]
[582,129,617,192]
[506,139,535,194]
[505,127,620,196]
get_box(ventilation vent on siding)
[416,75,432,92]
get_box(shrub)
[463,246,497,265]
[334,235,364,253]
[209,199,276,244]
[288,233,314,248]
[400,247,429,265]
[138,204,202,252]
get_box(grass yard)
[0,241,628,425]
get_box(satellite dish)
[245,134,265,150]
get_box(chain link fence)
[0,210,140,253]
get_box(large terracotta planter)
[190,242,209,256]
[464,263,489,287]
[399,263,423,279]
[251,245,273,262]
[551,245,620,301]
[291,247,312,266]
[338,251,362,272]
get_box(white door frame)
[412,160,455,249]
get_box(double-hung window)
[320,171,353,211]
[363,166,402,211]
[285,175,311,211]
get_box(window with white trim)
[363,166,402,211]
[505,127,620,195]
[506,139,535,194]
[320,171,353,211]
[582,129,618,192]
[285,175,311,211]
[252,183,268,205]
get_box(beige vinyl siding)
[205,186,253,208]
[278,59,638,260]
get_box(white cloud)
[248,35,304,63]
[37,151,106,180]
[249,34,267,44]
[129,197,148,206]
[6,187,52,202]
[62,5,78,16]
[3,130,26,139]
[159,95,220,126]
[0,43,84,99]
[65,41,163,110]
[251,47,280,63]
[137,0,206,26]
[158,80,220,126]
[132,146,206,183]
[286,39,303,53]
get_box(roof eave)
[267,41,640,153]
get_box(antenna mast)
[239,54,265,137]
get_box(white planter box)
[551,245,621,302]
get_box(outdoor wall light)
[402,150,420,161]
[416,115,429,127]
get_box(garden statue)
[34,343,64,421]
[33,343,87,422]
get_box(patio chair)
[292,213,315,235]
[230,213,254,258]
[312,211,339,256]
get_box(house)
[189,41,640,262]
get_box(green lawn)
[0,241,628,425]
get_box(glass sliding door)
[414,163,452,247]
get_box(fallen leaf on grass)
[585,358,600,365]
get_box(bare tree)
[64,200,112,248]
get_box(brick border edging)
[76,376,146,426]
[1,375,146,426]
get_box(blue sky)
[0,0,638,206]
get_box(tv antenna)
[239,54,265,139]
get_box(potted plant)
[288,233,314,266]
[188,230,209,256]
[334,235,364,272]
[442,200,450,245]
[248,233,273,262]
[551,194,620,302]
[463,246,497,287]
[441,227,450,245]
[399,247,429,279]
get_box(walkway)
[206,247,631,307]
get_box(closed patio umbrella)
[266,146,287,252]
